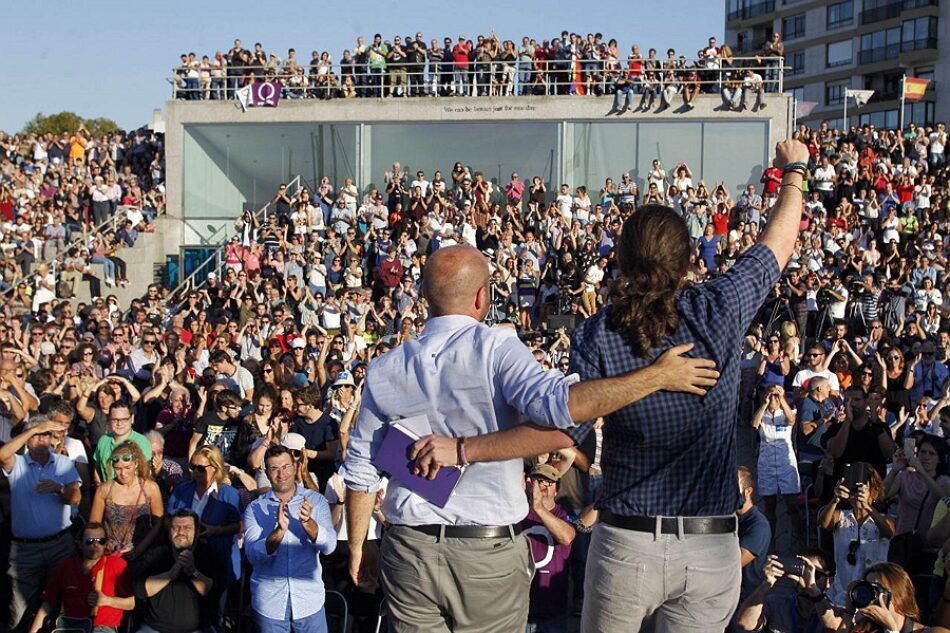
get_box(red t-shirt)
[761,166,782,196]
[453,43,471,67]
[712,210,730,235]
[42,554,130,627]
[898,182,915,204]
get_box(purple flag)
[250,81,281,107]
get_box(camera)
[849,580,891,609]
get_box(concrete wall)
[165,92,792,247]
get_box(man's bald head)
[422,246,490,319]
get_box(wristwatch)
[190,570,201,579]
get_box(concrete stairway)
[72,217,172,307]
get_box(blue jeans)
[254,608,327,633]
[526,616,568,633]
[613,84,635,110]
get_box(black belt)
[398,524,522,539]
[12,527,71,544]
[602,510,737,535]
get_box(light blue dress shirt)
[243,484,337,620]
[340,315,575,526]
[3,452,80,539]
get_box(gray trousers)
[380,525,532,633]
[9,531,75,633]
[581,521,740,633]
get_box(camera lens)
[849,580,886,609]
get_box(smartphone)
[844,462,868,493]
[904,437,917,457]
[778,556,805,578]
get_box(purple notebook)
[373,423,463,508]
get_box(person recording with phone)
[819,461,893,604]
[735,551,840,632]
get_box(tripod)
[764,296,795,335]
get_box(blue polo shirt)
[570,243,780,517]
[3,452,80,539]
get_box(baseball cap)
[333,371,355,387]
[280,433,306,451]
[529,464,561,482]
[290,337,306,349]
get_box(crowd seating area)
[2,109,950,632]
[171,31,785,108]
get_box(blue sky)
[2,0,724,133]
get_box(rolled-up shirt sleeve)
[494,334,576,430]
[307,491,337,555]
[340,382,386,493]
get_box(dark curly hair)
[608,205,691,357]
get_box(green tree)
[21,111,119,137]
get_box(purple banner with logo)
[251,81,280,107]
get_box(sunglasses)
[84,537,107,546]
[189,463,212,473]
[110,454,134,465]
[807,353,824,358]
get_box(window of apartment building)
[782,14,806,40]
[826,82,848,106]
[827,1,854,29]
[786,50,805,76]
[826,40,853,67]
[901,17,938,52]
[787,86,805,103]
[859,26,901,64]
[914,67,934,84]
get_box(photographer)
[735,551,840,632]
[818,462,893,604]
[821,272,849,325]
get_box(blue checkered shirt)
[570,243,780,517]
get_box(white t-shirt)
[556,193,574,219]
[792,368,840,394]
[584,264,604,292]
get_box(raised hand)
[277,500,290,532]
[772,139,809,171]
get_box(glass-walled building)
[168,96,789,245]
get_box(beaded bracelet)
[783,161,808,173]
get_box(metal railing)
[167,175,303,312]
[169,56,786,101]
[2,206,134,300]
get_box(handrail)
[4,205,134,300]
[167,175,303,312]
[169,56,787,99]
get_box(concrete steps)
[71,217,172,307]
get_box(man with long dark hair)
[573,139,808,631]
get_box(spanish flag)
[903,77,930,102]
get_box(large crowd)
[172,31,784,108]
[2,105,950,632]
[0,127,164,304]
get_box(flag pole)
[899,74,906,133]
[843,92,848,132]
